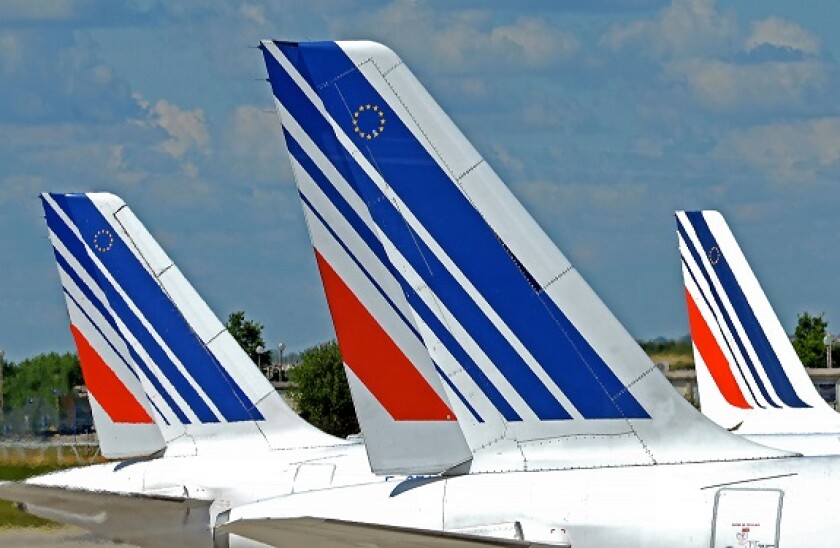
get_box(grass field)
[0,444,104,529]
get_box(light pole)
[278,342,286,382]
[824,334,833,369]
[256,345,265,372]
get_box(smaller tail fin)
[676,210,840,433]
[43,194,164,459]
[41,192,338,457]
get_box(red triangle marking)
[685,288,752,409]
[315,251,456,421]
[70,324,155,424]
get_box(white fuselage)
[725,406,840,456]
[228,454,840,547]
[24,442,382,546]
[33,442,373,498]
[744,432,840,456]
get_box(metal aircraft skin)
[678,210,840,455]
[0,192,434,547]
[217,39,840,548]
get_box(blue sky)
[2,0,839,361]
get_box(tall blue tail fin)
[262,40,787,472]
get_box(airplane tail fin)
[676,210,838,432]
[261,40,786,473]
[260,41,472,475]
[41,192,338,457]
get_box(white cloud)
[182,161,199,179]
[489,145,525,176]
[747,17,820,55]
[0,32,21,74]
[715,117,840,183]
[0,137,147,209]
[632,136,672,158]
[599,0,836,117]
[104,145,147,186]
[149,99,210,159]
[0,29,140,123]
[490,18,580,67]
[343,3,579,72]
[519,95,594,132]
[21,137,150,188]
[0,175,44,206]
[224,104,290,184]
[600,0,738,58]
[0,0,77,21]
[666,57,828,110]
[239,4,268,26]
[448,78,490,99]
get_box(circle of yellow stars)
[352,104,386,140]
[92,228,114,253]
[708,245,721,265]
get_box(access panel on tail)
[677,210,840,435]
[41,193,339,457]
[261,40,785,474]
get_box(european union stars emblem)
[353,104,386,140]
[92,228,114,253]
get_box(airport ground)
[0,442,106,542]
[0,525,136,547]
[3,360,840,544]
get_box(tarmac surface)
[0,525,137,547]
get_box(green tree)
[2,352,82,409]
[287,341,358,438]
[792,312,829,368]
[225,311,266,364]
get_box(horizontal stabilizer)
[222,517,545,548]
[0,482,210,548]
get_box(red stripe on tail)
[315,251,456,421]
[685,288,752,409]
[70,324,155,424]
